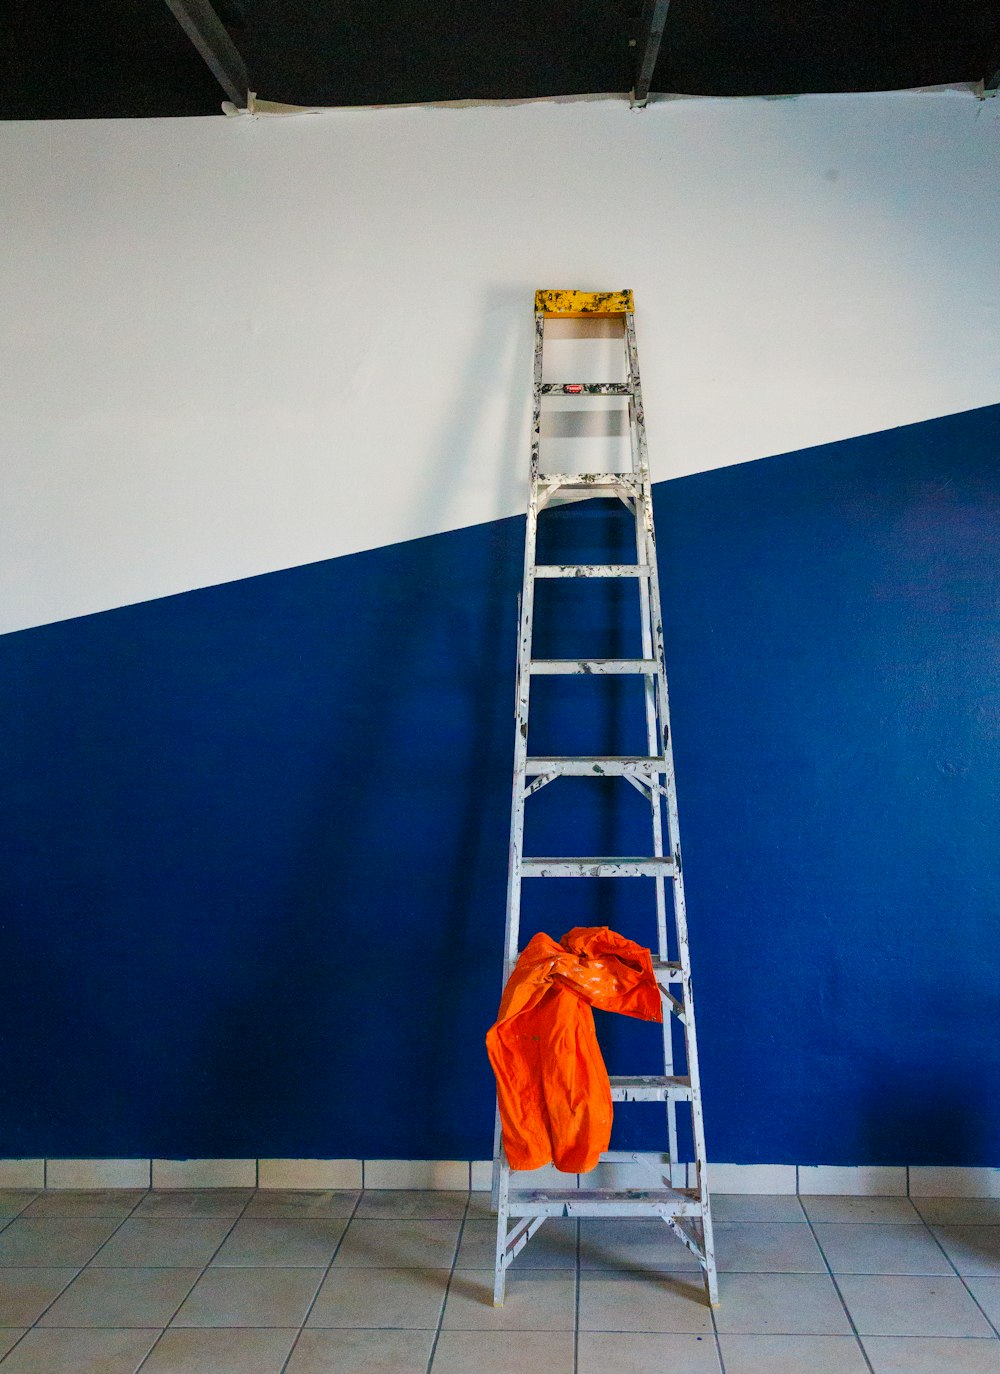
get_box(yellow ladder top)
[535,289,634,318]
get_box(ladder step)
[529,659,657,675]
[536,472,640,492]
[525,756,666,776]
[521,856,676,877]
[508,1187,702,1219]
[540,382,631,396]
[610,1075,692,1102]
[652,960,686,982]
[535,288,634,318]
[533,564,650,578]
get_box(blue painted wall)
[2,402,998,1164]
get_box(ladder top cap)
[535,289,633,317]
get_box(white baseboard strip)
[4,1159,1000,1197]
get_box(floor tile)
[465,1193,496,1221]
[38,1267,200,1327]
[0,1218,120,1267]
[862,1335,1000,1372]
[91,1217,234,1267]
[713,1273,853,1335]
[21,1191,146,1219]
[430,1328,575,1374]
[965,1276,1000,1328]
[306,1266,450,1328]
[0,1197,37,1221]
[801,1196,921,1224]
[364,1161,469,1191]
[258,1161,362,1190]
[799,1168,908,1198]
[0,1326,158,1373]
[579,1218,701,1272]
[459,1218,576,1269]
[243,1190,359,1219]
[933,1227,1000,1276]
[132,1190,252,1218]
[0,1330,25,1359]
[837,1274,994,1336]
[578,1273,713,1333]
[443,1269,574,1330]
[718,1333,869,1373]
[138,1327,298,1373]
[715,1222,825,1272]
[152,1161,255,1190]
[355,1190,469,1220]
[915,1198,1000,1226]
[711,1195,805,1223]
[211,1217,347,1266]
[170,1265,323,1326]
[286,1328,435,1373]
[333,1219,462,1268]
[0,1268,78,1325]
[813,1222,951,1274]
[45,1163,149,1191]
[578,1331,721,1373]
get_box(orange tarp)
[486,925,663,1174]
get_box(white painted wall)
[1,91,998,634]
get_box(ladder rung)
[529,659,657,675]
[508,1187,702,1219]
[521,856,676,877]
[533,564,650,579]
[525,756,666,776]
[652,960,686,982]
[540,382,631,396]
[610,1075,692,1102]
[536,472,639,491]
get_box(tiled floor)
[2,1188,1000,1371]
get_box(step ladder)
[491,288,718,1307]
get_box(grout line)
[573,1213,581,1374]
[277,1184,365,1374]
[422,1191,471,1374]
[922,1213,1000,1341]
[133,1186,258,1372]
[4,1186,158,1368]
[710,1301,727,1373]
[801,1206,876,1374]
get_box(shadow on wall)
[179,289,530,1159]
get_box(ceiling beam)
[631,0,671,107]
[163,0,249,107]
[984,39,1000,94]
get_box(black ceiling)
[2,0,997,120]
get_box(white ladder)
[491,289,718,1308]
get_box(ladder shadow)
[180,288,530,1157]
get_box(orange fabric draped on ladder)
[486,925,663,1174]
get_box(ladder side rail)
[625,323,669,956]
[626,312,679,1181]
[625,313,716,1268]
[633,483,669,958]
[494,308,546,1304]
[635,504,679,1174]
[502,309,545,977]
